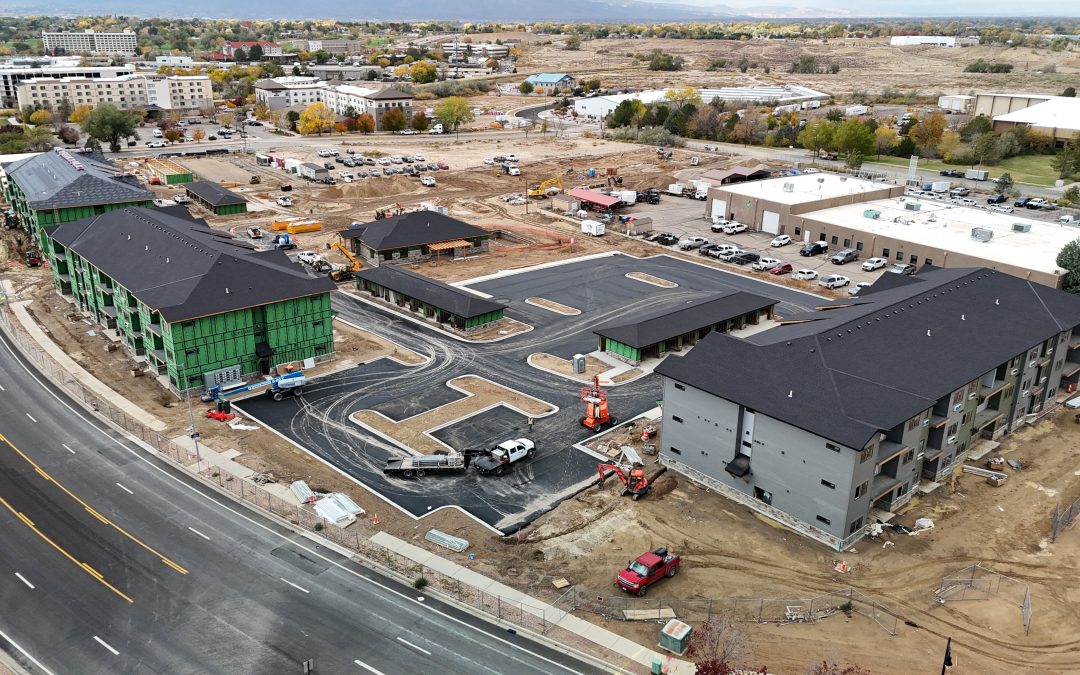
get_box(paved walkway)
[369,531,695,675]
[9,300,167,431]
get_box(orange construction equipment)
[598,447,650,500]
[580,375,616,432]
[330,241,360,272]
[375,202,403,220]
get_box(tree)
[410,61,437,84]
[1057,238,1080,294]
[798,119,836,157]
[686,616,751,675]
[29,109,54,127]
[665,85,702,109]
[960,115,992,142]
[381,107,407,133]
[1064,87,1077,98]
[248,44,264,61]
[433,96,474,139]
[564,35,581,50]
[690,106,722,140]
[70,104,94,125]
[909,111,947,155]
[298,102,336,136]
[647,49,683,71]
[874,125,899,158]
[825,108,844,122]
[410,111,430,131]
[833,119,875,156]
[58,125,80,145]
[732,112,763,146]
[805,661,871,675]
[84,104,138,152]
[973,131,1004,166]
[23,126,55,152]
[1050,137,1080,180]
[938,130,962,160]
[518,81,534,94]
[844,150,865,170]
[994,172,1013,194]
[192,128,206,142]
[607,98,646,128]
[219,111,236,129]
[1061,185,1079,206]
[164,128,182,143]
[56,98,73,125]
[356,113,375,134]
[232,47,248,62]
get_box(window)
[902,449,914,464]
[855,241,864,251]
[826,442,840,452]
[896,251,904,260]
[821,479,836,489]
[673,383,684,391]
[816,515,832,526]
[855,481,868,499]
[860,447,873,463]
[794,227,801,236]
[947,423,958,436]
[909,254,919,264]
[669,446,681,455]
[952,390,964,404]
[672,415,684,424]
[925,259,933,266]
[849,517,864,535]
[831,235,839,245]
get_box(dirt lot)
[518,35,1080,98]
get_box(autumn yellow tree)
[218,111,236,129]
[70,104,94,125]
[29,109,54,127]
[192,128,206,142]
[298,101,336,136]
[665,84,702,108]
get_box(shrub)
[413,576,428,590]
[964,60,1014,73]
[707,58,728,71]
[313,522,323,532]
[647,49,684,71]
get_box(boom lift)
[374,202,403,220]
[597,447,650,500]
[201,370,306,403]
[580,375,616,432]
[330,241,361,272]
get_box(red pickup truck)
[616,547,681,597]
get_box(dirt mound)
[318,186,344,200]
[320,177,424,201]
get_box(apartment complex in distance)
[223,41,283,58]
[292,39,362,54]
[17,73,213,112]
[0,62,134,107]
[656,266,1080,549]
[254,77,412,130]
[42,30,138,55]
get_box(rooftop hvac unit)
[782,182,795,192]
[905,202,922,211]
[1012,222,1032,233]
[863,209,881,219]
[971,227,994,242]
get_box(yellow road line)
[0,495,134,604]
[0,432,189,575]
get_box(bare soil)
[526,296,581,315]
[626,271,678,288]
[531,352,609,381]
[351,375,556,455]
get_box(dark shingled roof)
[657,267,1080,450]
[338,211,487,250]
[356,266,506,319]
[364,88,412,100]
[3,148,153,211]
[184,181,248,207]
[50,207,334,323]
[595,292,777,349]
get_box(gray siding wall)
[661,378,862,540]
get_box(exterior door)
[761,210,780,234]
[740,409,756,457]
[710,198,727,221]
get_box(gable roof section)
[525,73,572,84]
[567,188,620,208]
[659,267,1080,449]
[50,207,333,323]
[356,266,506,319]
[338,211,487,250]
[4,148,152,211]
[184,181,248,207]
[700,165,771,184]
[595,292,777,349]
[364,88,411,100]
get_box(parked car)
[751,257,782,272]
[402,156,414,163]
[950,187,970,197]
[987,194,1007,204]
[1026,198,1050,209]
[793,269,819,281]
[891,263,917,275]
[730,252,761,266]
[819,274,850,289]
[715,249,745,262]
[678,236,709,250]
[829,249,859,265]
[400,129,418,135]
[722,222,748,235]
[770,235,792,247]
[1014,197,1032,208]
[991,205,1014,214]
[483,158,495,166]
[437,161,450,170]
[276,196,292,207]
[414,154,426,162]
[799,241,828,256]
[651,233,679,246]
[146,140,168,148]
[709,219,732,233]
[940,169,964,178]
[698,243,722,257]
[770,263,794,276]
[420,175,436,187]
[848,281,873,296]
[861,257,887,271]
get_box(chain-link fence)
[0,305,652,673]
[935,564,1032,634]
[1049,494,1080,543]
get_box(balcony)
[974,408,1004,431]
[872,475,902,502]
[876,440,909,467]
[929,414,948,429]
[150,348,167,364]
[53,250,66,261]
[979,379,1010,400]
[95,282,113,294]
[1063,362,1080,378]
[145,322,162,337]
[100,305,117,318]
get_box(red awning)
[567,188,620,208]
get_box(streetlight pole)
[181,363,202,468]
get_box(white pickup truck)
[474,439,535,476]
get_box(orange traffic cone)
[372,513,379,526]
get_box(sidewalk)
[369,531,696,675]
[9,300,167,431]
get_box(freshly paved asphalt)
[241,253,820,533]
[0,328,602,675]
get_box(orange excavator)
[598,447,650,500]
[580,375,616,432]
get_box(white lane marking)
[187,527,210,541]
[14,572,35,589]
[354,659,388,674]
[0,383,5,391]
[280,578,310,594]
[116,483,134,495]
[62,443,75,454]
[0,336,585,675]
[25,412,37,423]
[0,628,56,675]
[92,636,120,656]
[395,636,431,656]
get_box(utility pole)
[181,363,202,468]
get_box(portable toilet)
[659,619,692,655]
[572,354,586,374]
[587,168,597,178]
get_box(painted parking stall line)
[92,636,119,656]
[14,572,34,589]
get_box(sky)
[650,0,1080,17]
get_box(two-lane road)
[0,327,602,675]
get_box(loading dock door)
[710,198,727,221]
[761,210,780,234]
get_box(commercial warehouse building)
[2,148,154,251]
[991,97,1080,147]
[703,174,902,231]
[339,211,489,268]
[355,266,507,333]
[656,266,1080,549]
[184,181,248,215]
[48,207,336,391]
[594,292,777,365]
